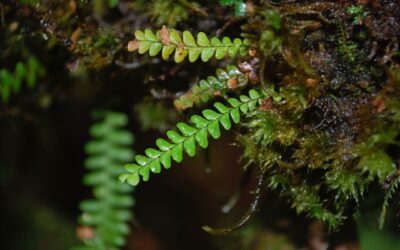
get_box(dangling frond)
[73,111,135,250]
[120,89,263,186]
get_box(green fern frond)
[0,56,45,103]
[120,89,263,186]
[73,111,135,250]
[174,64,249,110]
[128,27,251,63]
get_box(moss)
[236,1,400,229]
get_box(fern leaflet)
[120,89,263,186]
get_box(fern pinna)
[120,89,263,186]
[127,27,251,63]
[73,111,135,250]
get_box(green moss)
[326,169,367,203]
[358,150,396,183]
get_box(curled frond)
[120,89,263,186]
[174,64,250,110]
[127,27,251,63]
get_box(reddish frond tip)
[160,25,171,45]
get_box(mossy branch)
[120,89,263,186]
[127,27,251,63]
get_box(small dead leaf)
[213,90,221,96]
[69,0,77,13]
[160,25,171,45]
[227,78,238,89]
[259,98,273,111]
[373,96,386,113]
[249,71,259,84]
[9,22,19,32]
[238,60,253,73]
[127,40,140,52]
[69,27,82,51]
[248,48,257,57]
[306,78,318,88]
[76,226,95,240]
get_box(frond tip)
[120,89,263,186]
[127,26,251,63]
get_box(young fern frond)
[73,111,135,250]
[174,64,250,110]
[0,56,45,102]
[127,27,251,63]
[120,89,263,186]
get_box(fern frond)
[0,56,45,103]
[120,89,263,186]
[127,27,251,63]
[174,64,249,110]
[73,111,135,250]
